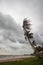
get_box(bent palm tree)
[22,18,43,58]
[23,18,36,49]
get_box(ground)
[0,57,43,65]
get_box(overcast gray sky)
[0,0,43,29]
[0,0,43,55]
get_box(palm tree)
[23,18,36,50]
[22,18,43,58]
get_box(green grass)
[0,57,43,65]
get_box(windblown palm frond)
[23,18,43,58]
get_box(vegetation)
[22,18,43,58]
[0,57,43,65]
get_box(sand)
[0,55,34,62]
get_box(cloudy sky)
[0,0,43,55]
[0,0,43,26]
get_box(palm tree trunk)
[28,38,35,50]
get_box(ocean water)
[0,55,16,60]
[0,55,32,60]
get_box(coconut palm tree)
[23,18,36,50]
[22,18,43,58]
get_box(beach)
[0,55,34,62]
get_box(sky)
[0,0,43,55]
[0,12,34,55]
[0,0,43,27]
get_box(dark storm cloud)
[0,13,25,43]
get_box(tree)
[22,18,43,58]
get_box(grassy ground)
[0,57,43,65]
